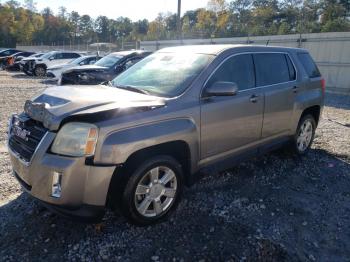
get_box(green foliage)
[0,0,349,47]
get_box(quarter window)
[254,53,290,86]
[206,54,255,91]
[297,53,321,78]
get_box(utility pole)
[177,0,182,40]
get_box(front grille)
[8,114,47,163]
[61,72,79,85]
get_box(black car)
[60,50,152,85]
[5,51,36,71]
[0,49,22,58]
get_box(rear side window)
[254,53,290,86]
[206,54,255,91]
[297,53,321,78]
[62,53,80,59]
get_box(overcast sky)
[18,0,209,21]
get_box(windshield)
[41,51,56,59]
[69,56,90,65]
[111,52,213,97]
[95,54,122,67]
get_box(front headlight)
[51,122,98,157]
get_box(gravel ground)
[0,71,349,261]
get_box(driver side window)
[206,54,255,91]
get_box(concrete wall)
[17,41,138,55]
[141,32,350,94]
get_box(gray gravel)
[0,71,349,261]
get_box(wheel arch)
[300,105,321,126]
[106,140,193,209]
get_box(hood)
[24,85,165,130]
[64,65,108,74]
[47,63,71,70]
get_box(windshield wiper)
[116,85,150,95]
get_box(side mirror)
[204,81,238,97]
[49,57,54,61]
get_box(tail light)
[321,78,326,94]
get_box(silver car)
[8,45,325,225]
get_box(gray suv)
[7,45,325,225]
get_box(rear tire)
[290,114,316,155]
[120,155,183,226]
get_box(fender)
[291,84,324,133]
[94,118,200,173]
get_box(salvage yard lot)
[0,71,349,261]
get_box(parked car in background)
[0,50,28,69]
[20,53,45,75]
[0,48,22,58]
[23,51,83,77]
[5,51,36,71]
[7,45,324,225]
[47,55,102,81]
[60,50,151,85]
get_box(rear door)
[200,54,264,159]
[253,53,297,138]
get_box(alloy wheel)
[134,166,177,218]
[35,67,45,77]
[296,119,313,152]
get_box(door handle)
[250,94,259,103]
[292,86,298,93]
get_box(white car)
[47,55,101,81]
[31,51,83,77]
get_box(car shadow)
[325,93,350,110]
[40,79,58,85]
[0,147,349,261]
[10,73,36,79]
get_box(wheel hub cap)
[134,166,177,217]
[297,120,313,152]
[149,183,164,199]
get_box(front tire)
[291,114,316,155]
[34,65,46,77]
[121,156,183,226]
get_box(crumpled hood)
[24,85,165,130]
[64,65,108,73]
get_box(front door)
[200,54,264,160]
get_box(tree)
[320,0,350,32]
[79,14,95,43]
[24,0,36,12]
[195,8,216,37]
[58,6,67,19]
[95,15,110,42]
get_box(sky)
[18,0,209,21]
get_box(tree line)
[0,0,349,48]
